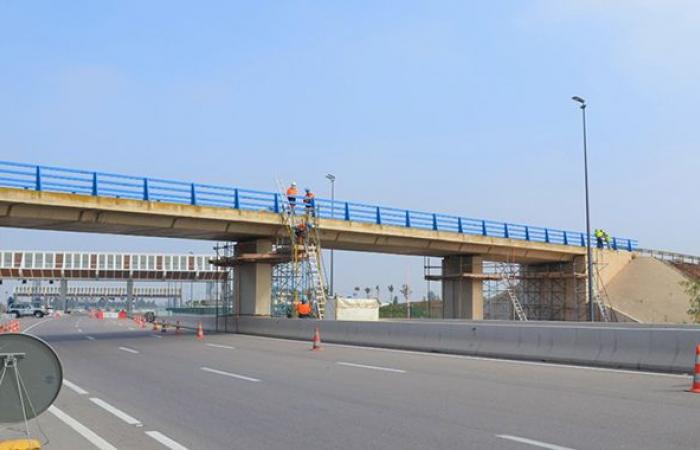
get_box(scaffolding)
[426,258,593,322]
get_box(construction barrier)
[233,317,700,374]
[0,319,21,334]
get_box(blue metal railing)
[0,161,638,251]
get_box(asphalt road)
[3,315,699,450]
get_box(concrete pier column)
[442,256,483,320]
[234,239,273,316]
[59,279,68,311]
[126,279,134,314]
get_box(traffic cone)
[690,345,700,394]
[311,327,322,351]
[196,322,204,341]
[175,321,182,335]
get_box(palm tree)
[353,286,360,298]
[375,285,380,300]
[387,284,394,303]
[364,287,371,297]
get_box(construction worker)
[604,231,612,249]
[296,300,312,318]
[295,222,308,244]
[594,229,605,249]
[303,188,316,216]
[286,182,298,211]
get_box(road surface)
[3,315,699,450]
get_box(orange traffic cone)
[690,345,700,394]
[196,322,204,341]
[311,327,322,351]
[175,321,182,336]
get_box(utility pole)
[572,95,595,322]
[326,174,336,297]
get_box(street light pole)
[326,174,336,297]
[572,96,595,322]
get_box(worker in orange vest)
[296,300,312,318]
[303,188,315,216]
[286,182,298,211]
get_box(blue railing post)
[35,166,42,191]
[234,189,240,209]
[376,207,381,225]
[92,172,98,196]
[481,220,487,236]
[344,202,350,221]
[273,193,279,213]
[143,178,149,201]
[405,210,411,227]
[580,233,585,247]
[563,232,568,245]
[457,217,463,233]
[627,240,632,251]
[544,228,550,243]
[432,214,438,231]
[190,183,197,205]
[504,223,509,238]
[525,226,530,241]
[612,237,618,250]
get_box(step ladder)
[304,242,328,318]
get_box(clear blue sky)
[1,1,698,299]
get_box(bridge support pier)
[234,239,273,316]
[126,279,134,314]
[442,256,483,320]
[59,278,68,312]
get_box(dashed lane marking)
[89,397,143,427]
[337,362,406,373]
[146,431,189,450]
[200,367,260,383]
[205,343,236,350]
[119,346,140,354]
[496,434,577,450]
[63,379,89,395]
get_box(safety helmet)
[305,188,310,192]
[291,181,297,186]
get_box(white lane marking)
[119,346,140,354]
[146,431,189,450]
[200,367,260,383]
[206,343,236,350]
[496,434,576,450]
[63,379,89,395]
[77,328,83,333]
[89,397,143,427]
[48,405,119,450]
[152,334,163,339]
[22,317,53,334]
[337,361,406,373]
[244,335,688,379]
[128,327,135,330]
[75,318,83,327]
[86,336,96,341]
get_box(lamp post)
[572,95,595,322]
[325,174,336,297]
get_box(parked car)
[8,303,47,318]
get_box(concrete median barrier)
[233,317,700,374]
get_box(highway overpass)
[0,161,639,320]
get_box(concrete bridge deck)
[2,187,588,264]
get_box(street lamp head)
[572,96,586,108]
[326,174,336,182]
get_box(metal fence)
[0,160,638,251]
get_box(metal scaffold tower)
[272,185,328,318]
